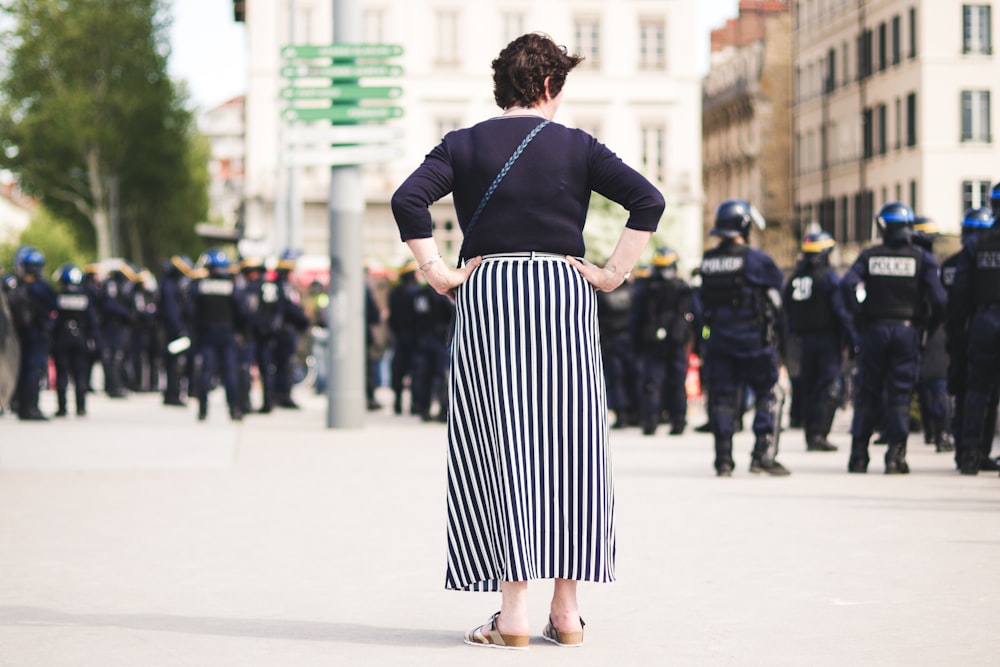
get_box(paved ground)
[1,387,998,666]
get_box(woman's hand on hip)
[565,256,625,292]
[423,256,482,300]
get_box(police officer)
[100,263,136,398]
[943,206,998,472]
[782,231,856,452]
[52,264,100,417]
[271,250,310,409]
[11,248,58,420]
[411,280,455,421]
[696,199,789,476]
[388,261,423,415]
[237,256,281,413]
[129,268,160,392]
[186,249,245,421]
[633,247,693,436]
[597,266,639,429]
[950,185,1000,475]
[160,255,193,407]
[841,202,946,474]
[911,217,954,454]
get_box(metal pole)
[287,0,301,252]
[327,0,365,428]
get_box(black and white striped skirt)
[445,253,616,592]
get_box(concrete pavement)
[1,388,998,666]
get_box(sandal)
[463,611,530,650]
[542,615,586,647]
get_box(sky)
[167,1,740,111]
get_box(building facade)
[235,0,704,270]
[794,0,1000,260]
[201,95,246,232]
[703,1,795,267]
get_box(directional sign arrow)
[280,85,402,101]
[282,106,404,123]
[281,43,403,60]
[284,144,404,167]
[280,64,403,79]
[283,125,404,145]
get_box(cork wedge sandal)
[463,611,530,650]
[542,616,586,647]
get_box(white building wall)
[242,0,704,270]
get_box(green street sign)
[280,85,402,101]
[282,106,404,123]
[281,43,403,60]
[280,64,403,79]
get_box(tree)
[0,0,205,265]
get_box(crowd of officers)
[6,190,1000,480]
[1,248,311,422]
[599,192,1000,478]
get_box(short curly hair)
[492,33,584,109]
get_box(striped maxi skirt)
[445,253,616,592]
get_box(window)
[906,92,917,146]
[895,98,902,149]
[909,181,918,212]
[961,90,991,142]
[862,107,874,159]
[501,12,525,45]
[857,29,873,79]
[842,42,850,85]
[909,8,917,58]
[963,5,992,54]
[853,191,874,242]
[435,10,460,65]
[839,195,849,242]
[891,15,901,64]
[825,48,836,93]
[574,16,601,68]
[639,17,666,70]
[963,180,991,211]
[877,103,888,155]
[640,124,666,183]
[878,22,887,71]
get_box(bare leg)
[498,580,530,635]
[549,578,583,631]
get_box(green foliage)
[583,190,678,269]
[0,207,88,275]
[0,0,207,265]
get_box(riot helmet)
[57,263,84,286]
[989,181,1000,219]
[874,201,914,241]
[201,248,230,275]
[801,230,835,266]
[911,216,939,252]
[711,199,765,240]
[651,247,679,278]
[21,248,45,276]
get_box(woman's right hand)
[423,256,483,300]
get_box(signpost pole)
[326,0,365,429]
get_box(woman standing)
[391,32,664,649]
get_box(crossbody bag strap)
[457,119,551,266]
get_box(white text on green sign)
[281,86,402,101]
[281,44,403,60]
[281,64,403,79]
[283,106,404,122]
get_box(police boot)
[750,434,790,476]
[884,442,910,474]
[641,413,658,436]
[848,439,870,473]
[197,397,208,422]
[935,430,955,453]
[714,439,735,477]
[958,440,981,475]
[807,434,838,452]
[55,393,68,418]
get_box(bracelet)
[419,255,442,272]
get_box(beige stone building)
[794,0,1000,263]
[703,1,796,267]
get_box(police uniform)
[186,250,245,421]
[411,282,454,421]
[100,266,136,398]
[240,259,283,413]
[632,249,692,436]
[943,207,999,472]
[597,277,638,428]
[11,248,58,420]
[696,200,789,476]
[128,270,160,392]
[387,264,423,415]
[160,256,192,407]
[52,265,99,416]
[949,206,1000,475]
[272,257,310,409]
[782,232,856,452]
[841,203,946,474]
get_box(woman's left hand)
[423,256,483,300]
[565,256,626,292]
